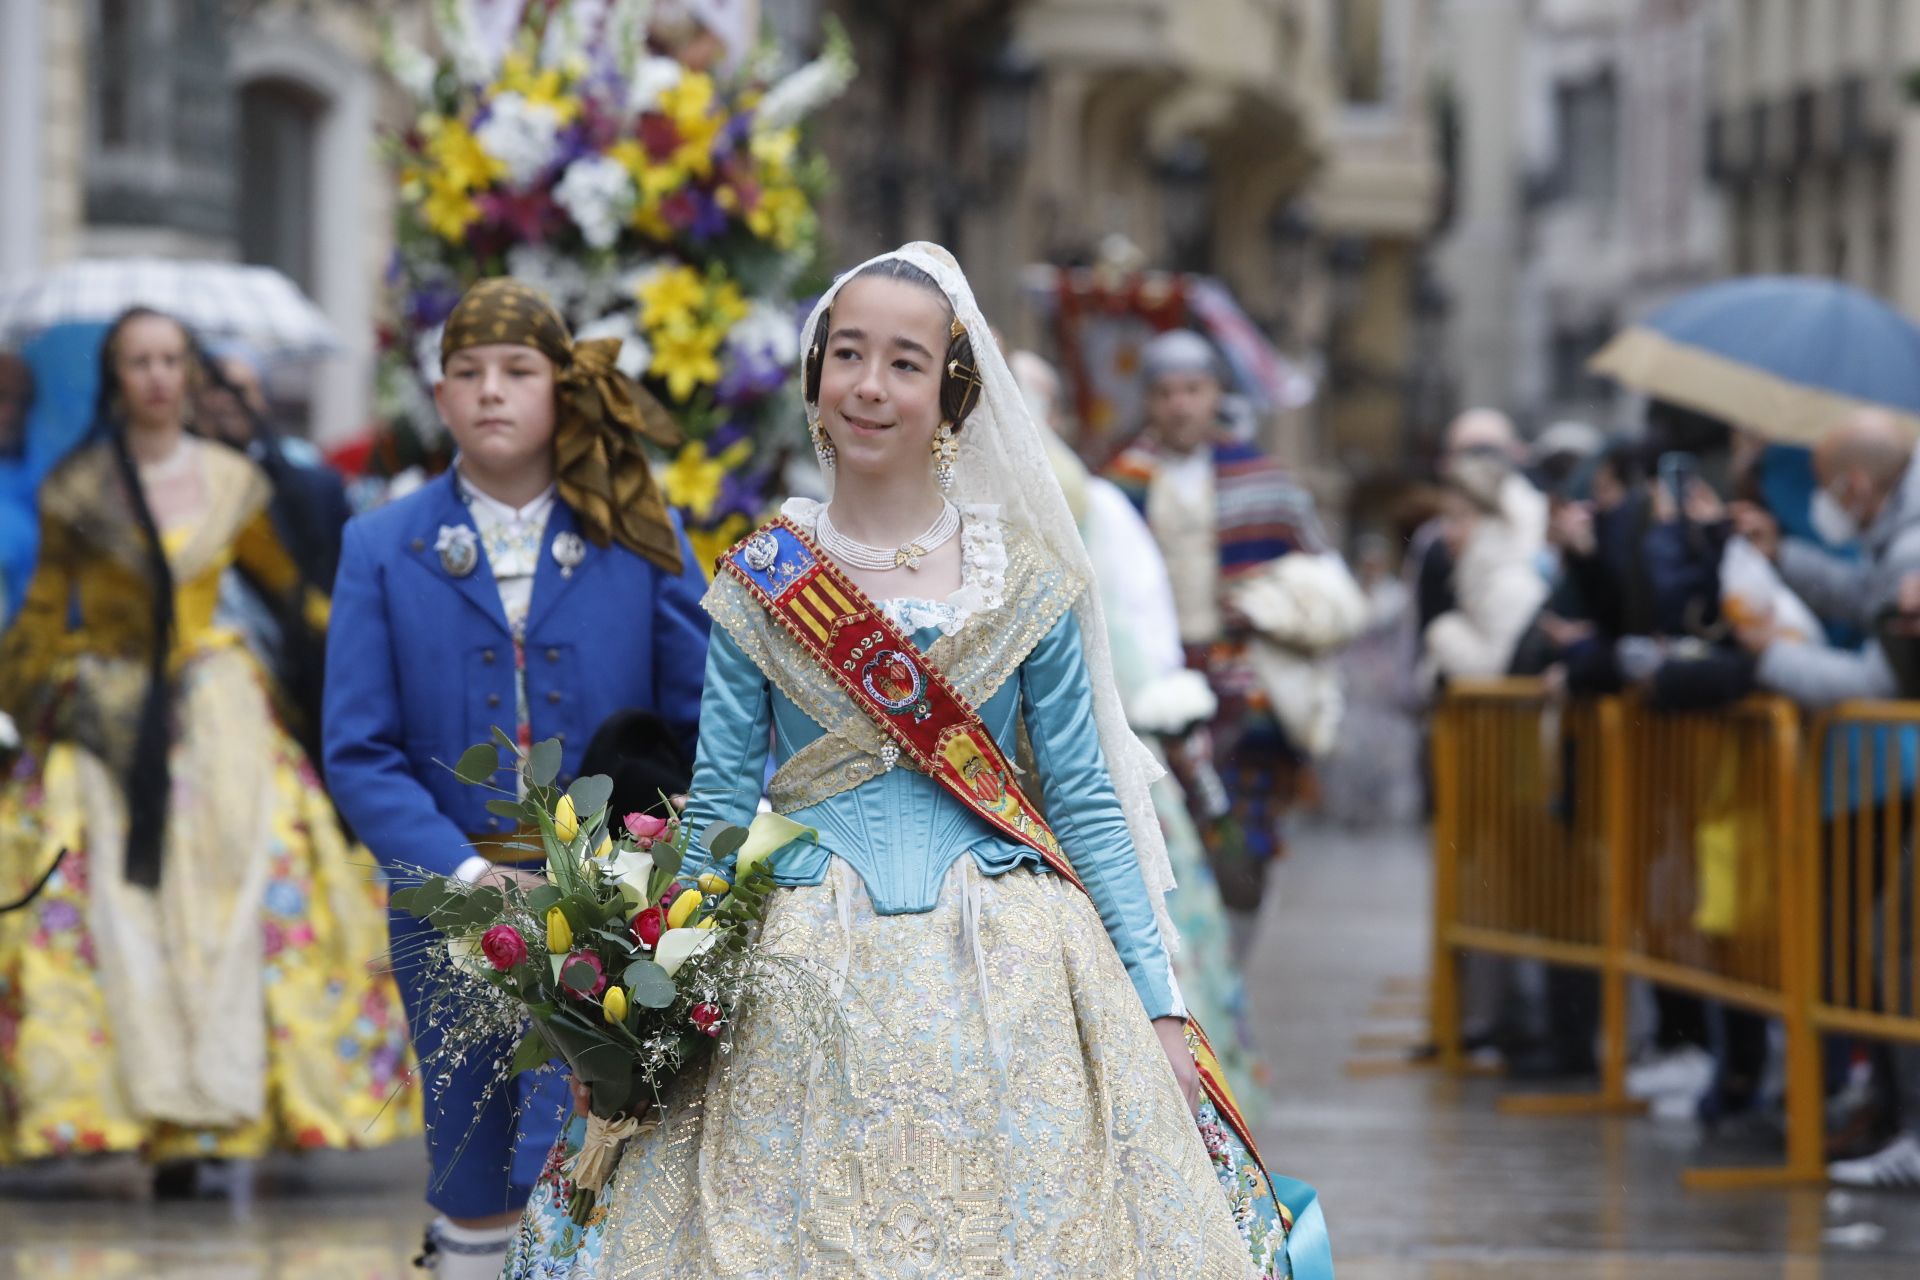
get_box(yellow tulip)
[667,888,703,929]
[697,873,730,896]
[602,985,628,1025]
[546,906,573,954]
[554,795,580,844]
[594,835,613,860]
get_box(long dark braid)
[94,307,182,888]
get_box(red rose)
[690,1002,723,1036]
[560,951,607,999]
[480,925,527,971]
[624,812,670,841]
[631,906,665,948]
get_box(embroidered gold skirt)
[518,856,1253,1280]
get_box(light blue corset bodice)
[683,596,1181,1022]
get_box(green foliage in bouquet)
[390,728,822,1221]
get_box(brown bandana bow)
[442,279,685,574]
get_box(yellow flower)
[660,72,724,178]
[660,438,750,519]
[427,117,505,193]
[747,185,812,251]
[422,172,481,242]
[750,126,799,177]
[554,795,580,844]
[602,985,629,1025]
[594,835,613,860]
[708,280,749,328]
[546,906,573,954]
[496,51,580,123]
[686,515,750,581]
[667,887,703,930]
[659,71,715,126]
[649,326,724,403]
[697,873,730,896]
[637,266,708,333]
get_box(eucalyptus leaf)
[622,959,677,1008]
[652,844,684,881]
[454,744,500,786]
[491,725,520,756]
[549,954,566,984]
[388,885,420,914]
[486,798,529,821]
[705,825,748,861]
[560,957,600,994]
[527,885,562,916]
[529,739,563,788]
[566,774,614,819]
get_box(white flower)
[476,92,564,186]
[539,0,608,72]
[382,33,438,103]
[574,312,653,379]
[505,245,590,312]
[415,323,446,386]
[437,0,508,87]
[606,845,656,906]
[727,302,801,367]
[554,154,635,250]
[625,55,685,117]
[754,37,856,131]
[655,926,717,977]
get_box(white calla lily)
[734,812,815,881]
[609,846,656,906]
[447,931,488,977]
[654,926,717,977]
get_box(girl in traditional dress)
[0,308,417,1177]
[508,245,1326,1279]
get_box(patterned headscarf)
[442,278,685,574]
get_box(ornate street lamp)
[1154,138,1212,272]
[980,39,1041,182]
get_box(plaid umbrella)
[0,258,339,359]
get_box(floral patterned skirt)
[507,857,1287,1279]
[0,648,420,1161]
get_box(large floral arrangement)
[375,0,854,568]
[391,729,831,1222]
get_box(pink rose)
[631,906,665,948]
[560,950,607,999]
[481,925,528,971]
[624,812,670,841]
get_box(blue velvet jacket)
[684,511,1181,1021]
[322,471,711,880]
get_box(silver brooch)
[434,524,479,578]
[743,531,780,573]
[552,532,587,579]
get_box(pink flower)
[631,906,665,948]
[481,925,528,971]
[624,812,670,841]
[560,951,607,999]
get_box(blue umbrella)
[1588,275,1920,443]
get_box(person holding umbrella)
[0,306,419,1186]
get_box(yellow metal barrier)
[1615,696,1820,1188]
[1427,680,1629,1104]
[1425,686,1822,1186]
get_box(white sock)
[429,1216,512,1280]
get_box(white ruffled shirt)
[457,471,556,635]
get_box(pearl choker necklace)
[816,500,960,572]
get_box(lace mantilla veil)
[799,242,1180,949]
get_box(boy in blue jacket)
[324,279,709,1278]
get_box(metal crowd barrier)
[1423,682,1861,1188]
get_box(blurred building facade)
[1707,0,1920,315]
[1435,0,1725,436]
[0,0,391,445]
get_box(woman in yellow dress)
[0,308,418,1170]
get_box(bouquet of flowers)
[390,729,822,1222]
[373,0,856,567]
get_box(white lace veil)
[800,242,1179,948]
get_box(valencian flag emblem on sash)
[719,517,1279,1182]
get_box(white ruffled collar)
[781,497,1008,636]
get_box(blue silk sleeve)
[1020,612,1182,1021]
[680,625,774,875]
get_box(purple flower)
[712,468,766,522]
[409,282,464,329]
[38,900,80,934]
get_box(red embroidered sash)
[720,516,1270,1174]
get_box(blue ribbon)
[1272,1173,1333,1280]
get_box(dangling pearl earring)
[810,414,836,471]
[932,420,958,491]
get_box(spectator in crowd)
[1417,409,1549,691]
[1734,408,1920,1187]
[0,353,35,628]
